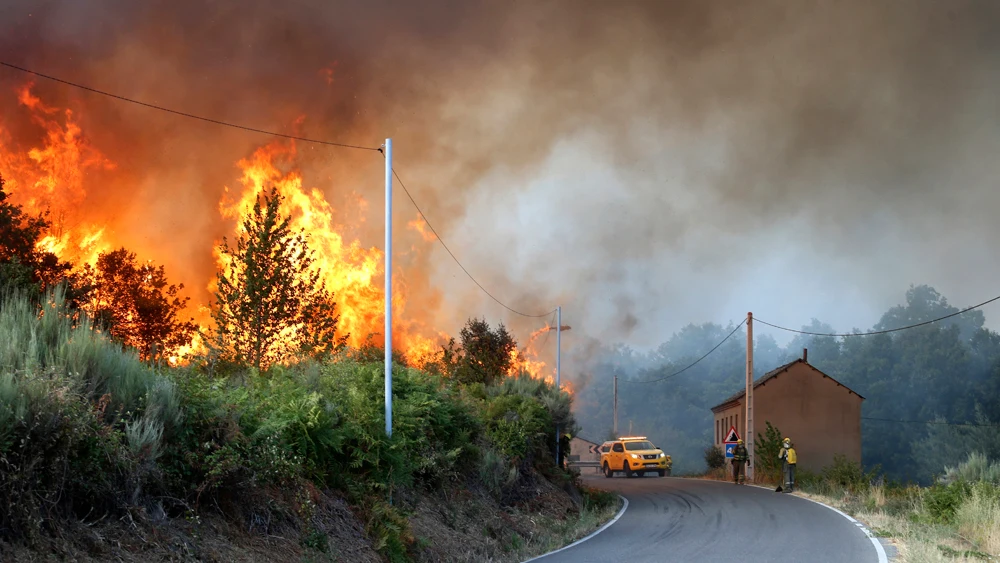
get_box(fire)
[217,138,442,363]
[0,83,115,266]
[0,83,562,382]
[507,324,571,394]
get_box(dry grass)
[955,486,1000,557]
[803,485,997,563]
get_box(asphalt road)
[530,475,885,563]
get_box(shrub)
[941,451,1000,485]
[822,455,880,494]
[955,482,1000,555]
[754,421,784,483]
[479,447,519,501]
[922,481,971,523]
[704,445,725,470]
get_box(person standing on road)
[779,437,790,487]
[732,439,749,485]
[784,440,797,492]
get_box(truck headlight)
[659,453,666,458]
[630,454,640,459]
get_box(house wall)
[713,405,743,448]
[752,363,863,472]
[569,437,600,463]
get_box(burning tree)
[81,247,196,363]
[0,173,72,296]
[440,318,519,387]
[211,187,346,370]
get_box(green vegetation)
[703,445,724,470]
[0,184,589,561]
[79,247,197,362]
[210,186,345,370]
[788,453,1000,561]
[0,287,583,560]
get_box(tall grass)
[0,289,181,539]
[955,483,1000,556]
[0,288,180,429]
[941,451,1000,485]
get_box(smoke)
[2,0,1000,371]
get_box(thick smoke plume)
[2,1,1000,376]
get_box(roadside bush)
[822,455,880,494]
[955,482,1000,555]
[704,445,725,470]
[479,446,519,501]
[753,421,784,483]
[941,451,1000,485]
[0,291,183,540]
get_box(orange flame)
[0,84,559,379]
[216,138,443,363]
[0,83,115,266]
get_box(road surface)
[531,475,886,563]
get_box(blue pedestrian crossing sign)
[725,443,737,458]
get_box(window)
[716,419,720,444]
[624,441,655,451]
[601,445,610,453]
[612,443,624,453]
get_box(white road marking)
[521,495,629,562]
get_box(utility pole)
[555,306,562,467]
[613,372,618,437]
[746,311,754,481]
[384,138,393,438]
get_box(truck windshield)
[624,441,655,451]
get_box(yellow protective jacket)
[786,447,797,464]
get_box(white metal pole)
[613,373,618,437]
[555,306,562,467]
[385,138,393,438]
[746,312,754,481]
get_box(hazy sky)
[2,0,999,369]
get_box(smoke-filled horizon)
[2,0,1000,373]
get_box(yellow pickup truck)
[599,436,672,478]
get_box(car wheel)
[658,470,665,477]
[603,462,613,478]
[623,461,633,478]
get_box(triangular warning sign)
[724,426,741,443]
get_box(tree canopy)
[81,247,196,362]
[211,187,346,370]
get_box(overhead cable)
[755,293,1000,337]
[627,319,747,384]
[389,166,557,318]
[0,61,380,152]
[862,416,1000,428]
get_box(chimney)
[803,348,808,362]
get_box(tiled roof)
[710,359,864,412]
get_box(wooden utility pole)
[746,311,754,481]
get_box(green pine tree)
[211,187,346,370]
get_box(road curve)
[532,475,882,563]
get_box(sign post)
[723,426,741,459]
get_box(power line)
[0,61,380,152]
[626,319,747,384]
[862,416,1000,428]
[389,166,557,318]
[755,293,1000,337]
[1,60,559,318]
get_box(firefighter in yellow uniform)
[784,441,797,492]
